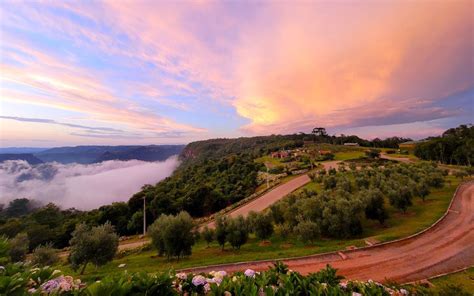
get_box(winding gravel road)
[183,181,474,283]
[204,161,340,229]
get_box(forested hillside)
[415,125,473,166]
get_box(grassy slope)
[334,151,365,161]
[65,175,464,281]
[430,267,474,291]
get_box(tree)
[365,149,381,159]
[389,186,413,213]
[148,214,171,256]
[127,211,144,234]
[31,203,63,228]
[293,220,320,244]
[5,198,34,218]
[148,212,195,260]
[31,243,59,267]
[248,212,274,240]
[9,233,29,262]
[416,180,430,202]
[323,175,337,189]
[215,215,229,250]
[364,189,388,225]
[163,212,195,259]
[312,127,328,137]
[201,226,215,247]
[226,216,248,250]
[69,222,118,274]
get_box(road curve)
[205,161,341,229]
[183,181,474,283]
[205,174,311,229]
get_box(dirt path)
[380,153,411,163]
[205,174,311,229]
[182,181,474,283]
[204,161,341,229]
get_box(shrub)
[0,235,10,265]
[69,222,118,274]
[454,170,468,179]
[9,232,29,263]
[365,149,381,159]
[31,243,59,267]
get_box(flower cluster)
[36,275,82,294]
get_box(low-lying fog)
[0,157,179,210]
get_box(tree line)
[415,124,473,166]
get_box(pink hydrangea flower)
[244,269,256,277]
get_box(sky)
[0,1,473,147]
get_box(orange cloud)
[231,1,473,133]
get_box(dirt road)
[205,174,311,228]
[380,153,412,163]
[182,181,474,283]
[204,161,341,228]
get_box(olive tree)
[363,189,388,225]
[69,222,118,274]
[148,211,195,260]
[248,212,274,240]
[293,220,320,244]
[201,226,215,247]
[416,179,431,202]
[215,215,230,250]
[226,216,248,250]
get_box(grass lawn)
[430,267,474,291]
[334,151,365,161]
[254,155,283,166]
[61,176,464,281]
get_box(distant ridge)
[0,153,44,165]
[34,145,185,164]
[0,147,48,154]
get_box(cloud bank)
[0,157,179,210]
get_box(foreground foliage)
[0,262,442,295]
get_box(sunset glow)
[1,1,472,146]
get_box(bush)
[0,235,10,265]
[69,222,118,274]
[9,232,29,262]
[148,211,195,260]
[365,149,381,159]
[31,243,59,267]
[293,220,320,243]
[269,165,285,174]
